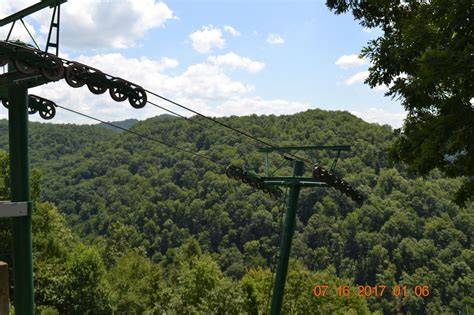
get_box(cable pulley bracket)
[313,165,364,206]
[1,94,57,120]
[0,40,147,109]
[225,164,284,200]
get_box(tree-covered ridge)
[0,119,116,162]
[0,109,472,313]
[0,151,371,314]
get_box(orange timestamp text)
[313,284,430,298]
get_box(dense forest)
[0,109,473,314]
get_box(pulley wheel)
[65,62,87,88]
[87,81,108,95]
[109,79,128,102]
[2,100,9,109]
[128,87,147,108]
[28,106,38,115]
[14,58,37,74]
[39,102,56,120]
[41,55,64,81]
[234,167,244,179]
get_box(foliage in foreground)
[326,0,474,205]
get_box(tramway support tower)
[225,145,364,314]
[0,1,67,313]
[0,1,147,313]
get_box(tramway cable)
[1,21,384,315]
[144,88,312,164]
[0,39,311,164]
[0,3,366,314]
[147,100,244,144]
[59,99,292,312]
[57,104,216,163]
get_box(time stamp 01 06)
[313,284,430,298]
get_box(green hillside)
[0,109,472,314]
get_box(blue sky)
[0,0,405,127]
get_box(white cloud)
[344,71,369,85]
[171,62,255,98]
[335,54,368,69]
[189,25,225,53]
[351,107,406,128]
[373,84,390,92]
[266,33,284,45]
[223,25,241,37]
[0,0,33,18]
[1,0,175,50]
[207,52,265,74]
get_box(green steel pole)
[8,81,35,314]
[270,160,304,315]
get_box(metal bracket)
[0,201,29,218]
[45,3,61,56]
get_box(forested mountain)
[0,109,472,314]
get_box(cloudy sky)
[0,0,406,127]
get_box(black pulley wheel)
[14,58,37,74]
[39,103,56,120]
[28,106,38,115]
[128,87,147,108]
[109,79,128,102]
[87,82,108,95]
[2,100,9,109]
[87,72,108,94]
[65,62,87,88]
[234,167,244,179]
[41,55,64,81]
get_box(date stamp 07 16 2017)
[313,284,430,298]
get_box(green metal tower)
[0,1,67,313]
[8,73,34,315]
[226,145,363,315]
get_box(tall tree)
[326,0,473,205]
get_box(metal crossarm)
[261,177,328,187]
[0,1,67,27]
[45,3,62,55]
